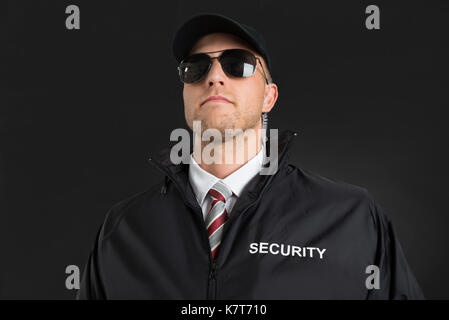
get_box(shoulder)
[283,164,387,224]
[285,164,371,200]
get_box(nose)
[204,57,226,87]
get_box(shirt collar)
[188,144,265,206]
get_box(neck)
[192,122,264,179]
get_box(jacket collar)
[148,129,299,210]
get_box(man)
[77,13,424,299]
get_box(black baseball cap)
[172,13,272,74]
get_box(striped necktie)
[206,180,233,260]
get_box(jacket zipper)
[208,260,217,299]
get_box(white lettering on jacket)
[249,242,327,259]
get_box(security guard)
[77,13,424,300]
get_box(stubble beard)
[196,108,260,144]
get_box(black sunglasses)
[177,49,269,84]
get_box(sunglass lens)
[179,54,210,83]
[220,49,257,78]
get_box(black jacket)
[77,129,424,299]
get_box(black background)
[2,0,448,299]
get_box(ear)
[262,82,278,113]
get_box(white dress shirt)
[188,145,265,221]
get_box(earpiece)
[262,112,268,130]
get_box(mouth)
[201,95,232,106]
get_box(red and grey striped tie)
[206,180,233,260]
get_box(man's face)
[183,32,275,138]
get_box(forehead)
[189,32,258,56]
